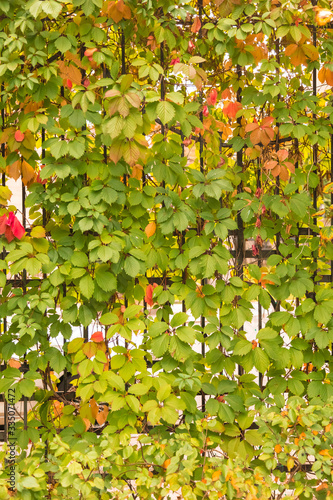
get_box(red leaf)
[66,79,73,89]
[203,105,209,117]
[8,213,25,240]
[207,88,217,106]
[0,215,7,235]
[14,130,25,142]
[91,331,104,343]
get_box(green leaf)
[253,347,270,373]
[157,101,175,125]
[79,274,94,299]
[234,338,252,356]
[55,36,71,53]
[124,256,141,277]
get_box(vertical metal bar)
[256,162,263,389]
[313,21,318,215]
[236,65,244,376]
[121,29,126,75]
[1,90,7,441]
[197,0,206,409]
[331,135,333,285]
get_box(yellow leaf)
[145,221,156,238]
[315,8,333,26]
[212,470,221,481]
[287,457,294,471]
[31,226,45,238]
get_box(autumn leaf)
[58,60,82,86]
[83,342,97,358]
[14,130,24,142]
[212,470,221,481]
[274,444,282,453]
[319,66,333,86]
[285,43,318,67]
[315,7,333,26]
[22,160,36,187]
[8,359,21,368]
[96,405,109,425]
[145,283,158,307]
[223,101,242,119]
[84,48,98,58]
[191,16,201,33]
[91,331,104,343]
[83,418,91,431]
[7,160,21,181]
[207,88,217,106]
[31,226,45,238]
[106,0,131,23]
[131,163,143,180]
[145,221,156,238]
[0,212,25,242]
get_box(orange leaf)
[221,88,232,99]
[90,398,99,420]
[284,161,295,173]
[163,458,171,469]
[83,342,97,358]
[83,417,91,431]
[276,149,288,162]
[223,101,242,119]
[262,116,274,127]
[58,61,82,86]
[145,283,158,307]
[285,44,298,57]
[96,405,109,425]
[53,401,63,418]
[279,165,289,181]
[21,161,36,187]
[274,444,282,453]
[84,48,98,58]
[91,331,104,343]
[8,359,21,369]
[271,164,281,177]
[7,160,21,181]
[245,122,259,133]
[131,163,143,180]
[191,16,201,33]
[250,128,263,146]
[319,449,330,456]
[145,221,156,238]
[326,69,333,86]
[265,160,278,170]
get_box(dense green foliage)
[0,0,333,498]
